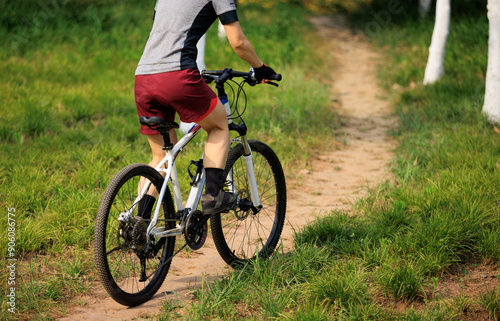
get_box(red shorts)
[135,68,218,135]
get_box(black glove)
[253,64,277,83]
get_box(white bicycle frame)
[122,98,262,240]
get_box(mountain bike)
[94,68,286,306]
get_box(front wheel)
[94,164,176,306]
[211,140,287,267]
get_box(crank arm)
[189,214,211,233]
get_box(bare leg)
[141,101,233,215]
[147,129,178,169]
[136,130,178,219]
[140,101,230,198]
[196,100,237,214]
[197,100,230,169]
[139,130,178,198]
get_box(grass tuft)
[480,288,500,320]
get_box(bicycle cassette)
[131,216,148,251]
[184,210,208,250]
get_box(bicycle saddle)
[139,116,179,132]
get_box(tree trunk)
[483,0,500,123]
[419,0,432,17]
[423,0,450,85]
[218,20,226,39]
[180,34,207,133]
[196,34,206,71]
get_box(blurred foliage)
[0,0,489,27]
[236,0,487,18]
[303,0,372,14]
[238,0,372,14]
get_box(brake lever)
[265,81,279,87]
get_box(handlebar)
[265,73,282,81]
[201,68,282,87]
[201,68,281,122]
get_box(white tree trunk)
[483,0,500,123]
[196,34,206,71]
[218,20,226,38]
[180,34,207,133]
[419,0,432,17]
[423,0,451,85]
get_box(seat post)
[160,129,174,151]
[138,116,179,150]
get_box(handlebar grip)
[269,74,282,81]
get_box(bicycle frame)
[123,86,262,240]
[148,123,205,237]
[95,68,284,307]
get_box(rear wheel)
[94,164,176,306]
[211,140,287,267]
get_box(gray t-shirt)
[135,0,238,75]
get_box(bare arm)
[223,21,263,68]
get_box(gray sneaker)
[201,190,237,215]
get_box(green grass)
[0,0,337,318]
[480,288,500,320]
[2,0,498,319]
[0,1,336,253]
[156,1,500,320]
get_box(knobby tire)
[211,140,287,267]
[94,164,176,306]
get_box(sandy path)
[284,15,396,235]
[60,15,395,320]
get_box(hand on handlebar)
[201,68,281,87]
[253,64,281,83]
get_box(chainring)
[184,210,208,250]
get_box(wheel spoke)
[94,164,177,306]
[106,245,123,255]
[211,141,286,267]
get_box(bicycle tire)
[94,163,176,306]
[211,140,287,267]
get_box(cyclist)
[134,0,278,215]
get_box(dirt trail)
[60,15,396,320]
[284,15,396,234]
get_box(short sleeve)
[212,0,238,24]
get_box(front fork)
[240,136,261,209]
[220,94,261,209]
